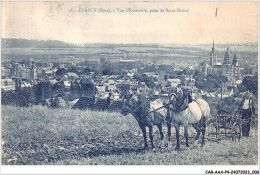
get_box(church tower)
[210,40,217,67]
[232,53,241,80]
[223,47,230,65]
[223,47,232,80]
[30,64,37,80]
[232,53,239,67]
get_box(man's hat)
[243,91,251,98]
[244,91,250,94]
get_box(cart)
[208,109,258,142]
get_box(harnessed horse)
[121,94,168,149]
[168,94,210,150]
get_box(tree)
[237,84,247,93]
[195,79,206,90]
[195,74,228,93]
[223,96,237,113]
[179,75,186,86]
[12,91,29,107]
[56,81,65,97]
[56,68,67,77]
[33,81,52,105]
[81,67,91,75]
[69,67,79,74]
[242,75,258,96]
[1,90,16,106]
[193,70,206,80]
[80,80,96,96]
[101,61,114,75]
[70,80,81,98]
[164,74,168,81]
[133,73,143,82]
[182,68,194,75]
[117,84,130,97]
[28,87,36,106]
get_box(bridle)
[168,93,177,111]
[123,95,138,112]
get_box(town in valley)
[1,39,258,114]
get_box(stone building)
[200,41,241,81]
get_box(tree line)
[1,79,97,107]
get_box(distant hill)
[1,38,163,48]
[2,38,257,52]
[1,38,78,48]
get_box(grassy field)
[1,106,258,165]
[2,44,258,65]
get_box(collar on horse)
[174,97,189,111]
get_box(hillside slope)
[1,106,258,165]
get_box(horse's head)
[121,95,137,116]
[168,93,177,109]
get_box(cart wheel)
[208,123,218,137]
[232,122,241,142]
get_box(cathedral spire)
[210,40,217,67]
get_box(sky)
[1,1,258,44]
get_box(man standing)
[239,91,255,137]
[106,92,112,106]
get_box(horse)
[168,94,210,150]
[121,94,168,149]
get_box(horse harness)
[169,98,205,131]
[127,96,205,130]
[147,103,175,126]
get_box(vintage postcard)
[1,1,258,174]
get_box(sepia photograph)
[1,1,258,174]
